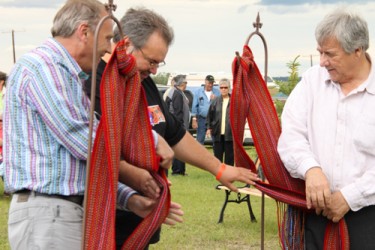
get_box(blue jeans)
[196,116,207,145]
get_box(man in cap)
[192,75,220,144]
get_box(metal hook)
[82,1,124,249]
[243,12,268,250]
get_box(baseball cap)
[205,75,215,82]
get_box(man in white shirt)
[278,7,375,249]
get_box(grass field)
[0,178,10,250]
[0,147,280,249]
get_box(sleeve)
[25,64,98,160]
[160,97,186,147]
[277,78,320,179]
[172,92,184,124]
[117,182,138,211]
[191,89,199,117]
[206,100,216,129]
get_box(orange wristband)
[215,163,226,181]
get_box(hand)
[192,118,197,129]
[137,169,161,199]
[322,191,350,222]
[118,161,161,199]
[155,134,174,169]
[126,195,183,226]
[217,164,260,192]
[206,129,211,137]
[305,167,331,212]
[210,94,216,100]
[163,201,184,226]
[127,194,157,218]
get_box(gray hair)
[113,7,174,49]
[315,7,369,53]
[51,0,105,37]
[219,78,231,91]
[0,71,7,82]
[174,74,187,86]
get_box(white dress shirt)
[278,63,375,211]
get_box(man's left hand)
[218,165,260,192]
[322,191,350,222]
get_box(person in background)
[0,71,6,161]
[165,74,190,175]
[206,78,234,166]
[163,75,176,101]
[0,71,6,187]
[277,7,375,249]
[191,75,220,144]
[105,7,259,249]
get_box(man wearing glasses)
[86,7,259,249]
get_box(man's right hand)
[155,134,174,169]
[305,167,331,213]
[127,195,183,225]
[192,118,198,129]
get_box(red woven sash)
[231,45,349,249]
[84,40,170,250]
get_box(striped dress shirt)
[3,38,135,207]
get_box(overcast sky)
[1,0,374,77]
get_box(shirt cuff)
[298,158,320,180]
[341,183,366,212]
[117,182,138,211]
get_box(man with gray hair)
[87,7,259,249]
[165,74,190,175]
[278,7,375,248]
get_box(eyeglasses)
[138,48,166,68]
[220,86,228,89]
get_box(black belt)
[15,189,84,206]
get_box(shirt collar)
[47,37,88,81]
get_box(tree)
[151,72,170,85]
[274,55,301,117]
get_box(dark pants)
[196,116,207,145]
[305,205,375,250]
[213,135,234,165]
[172,158,186,175]
[115,210,160,250]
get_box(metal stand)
[240,13,269,250]
[82,1,124,249]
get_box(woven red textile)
[84,40,170,250]
[230,45,349,249]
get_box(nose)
[149,67,158,75]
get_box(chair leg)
[246,195,257,222]
[218,190,230,223]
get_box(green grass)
[0,178,11,250]
[0,147,280,249]
[151,162,280,249]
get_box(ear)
[354,47,363,58]
[120,36,136,54]
[76,23,90,42]
[121,36,132,47]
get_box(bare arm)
[172,132,259,191]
